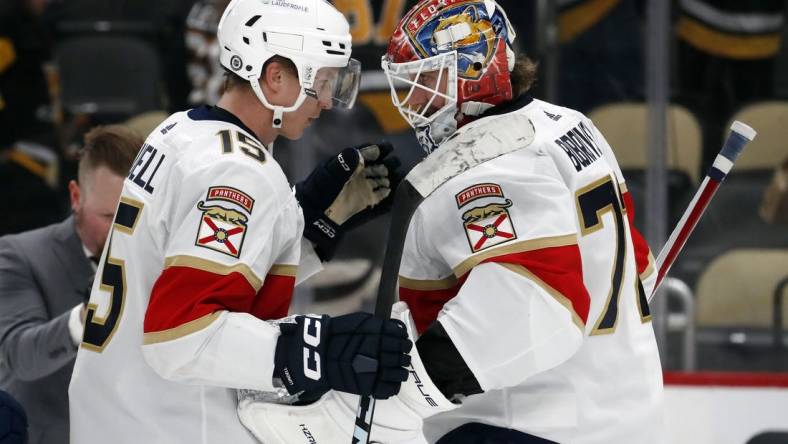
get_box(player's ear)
[68,179,81,212]
[261,61,288,93]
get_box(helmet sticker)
[230,55,243,71]
[405,0,505,80]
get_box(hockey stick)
[649,120,757,300]
[352,116,536,444]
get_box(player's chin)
[279,124,308,141]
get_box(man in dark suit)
[0,125,141,443]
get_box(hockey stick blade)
[352,115,535,444]
[650,120,757,300]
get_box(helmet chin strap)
[249,79,308,128]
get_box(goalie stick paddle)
[650,120,757,300]
[352,115,536,444]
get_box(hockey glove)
[296,142,401,261]
[273,312,412,402]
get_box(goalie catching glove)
[273,312,412,402]
[241,303,458,443]
[296,142,401,261]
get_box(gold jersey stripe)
[498,263,586,331]
[453,234,578,278]
[399,274,459,291]
[559,0,621,43]
[677,16,782,59]
[142,312,221,345]
[164,255,263,291]
[268,264,298,277]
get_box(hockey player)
[67,1,412,442]
[239,0,664,443]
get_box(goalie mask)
[382,0,517,153]
[217,0,361,128]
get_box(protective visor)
[305,58,361,109]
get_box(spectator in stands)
[184,0,231,106]
[0,143,65,236]
[0,0,64,236]
[0,125,141,444]
[557,0,646,112]
[675,0,786,174]
[761,155,788,225]
[0,0,56,149]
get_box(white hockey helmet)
[217,0,361,128]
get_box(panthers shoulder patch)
[457,183,517,253]
[194,186,253,258]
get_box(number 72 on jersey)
[576,175,651,335]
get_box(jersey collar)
[187,105,263,146]
[478,94,534,119]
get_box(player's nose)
[406,87,429,112]
[318,97,332,110]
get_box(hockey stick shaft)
[353,182,424,444]
[650,121,756,300]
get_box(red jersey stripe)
[483,245,590,325]
[144,267,295,337]
[622,191,654,277]
[400,275,469,334]
[400,244,590,334]
[144,266,257,335]
[249,273,295,320]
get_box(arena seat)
[726,101,788,171]
[696,249,788,329]
[55,35,164,119]
[692,249,788,371]
[588,102,702,183]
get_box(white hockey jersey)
[399,97,663,443]
[69,106,321,443]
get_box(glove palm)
[297,142,401,260]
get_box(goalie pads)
[237,389,427,444]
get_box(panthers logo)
[461,199,512,223]
[461,198,517,253]
[197,202,248,226]
[194,186,254,258]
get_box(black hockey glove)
[296,142,401,261]
[273,313,412,402]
